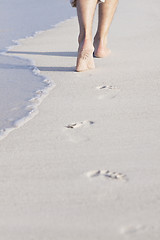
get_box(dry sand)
[0,0,160,239]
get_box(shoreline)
[0,17,75,141]
[0,0,76,141]
[1,0,160,239]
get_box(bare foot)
[93,37,111,58]
[76,39,95,72]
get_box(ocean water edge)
[0,0,76,141]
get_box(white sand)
[0,0,160,239]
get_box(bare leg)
[94,0,119,58]
[76,0,98,72]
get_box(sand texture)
[0,0,160,239]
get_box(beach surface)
[0,0,160,239]
[0,0,75,139]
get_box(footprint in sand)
[96,85,120,99]
[64,120,94,142]
[120,225,145,235]
[86,170,127,181]
[65,120,94,129]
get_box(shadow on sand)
[7,51,77,57]
[0,63,75,72]
[1,51,77,72]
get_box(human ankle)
[78,31,92,43]
[79,39,93,51]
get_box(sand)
[0,0,160,239]
[0,0,75,137]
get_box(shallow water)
[0,0,76,139]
